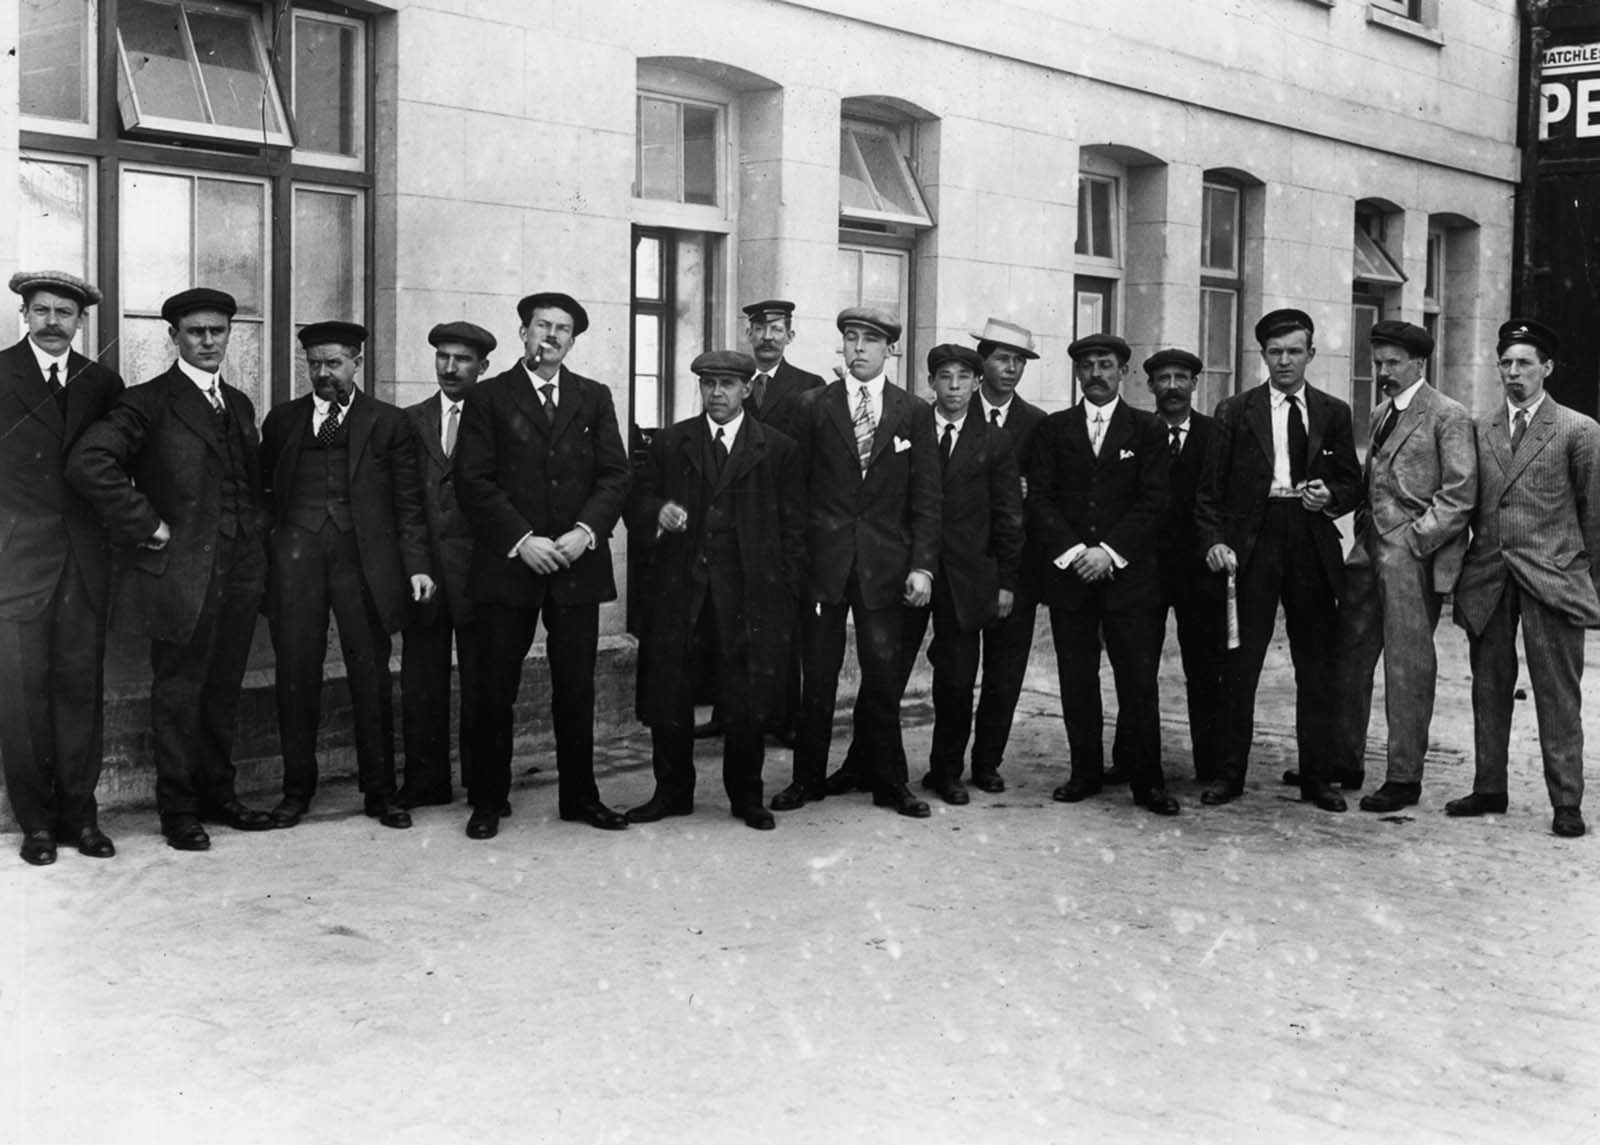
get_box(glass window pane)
[294,16,358,156]
[854,131,919,217]
[682,105,718,207]
[1203,186,1239,273]
[21,0,90,123]
[859,251,904,317]
[120,316,178,386]
[19,159,90,275]
[633,376,660,431]
[196,179,265,314]
[1090,180,1114,259]
[221,320,264,412]
[637,97,679,201]
[121,170,193,313]
[634,236,662,302]
[633,314,660,380]
[294,189,358,324]
[119,0,205,122]
[1075,184,1090,256]
[839,132,877,213]
[1200,288,1237,373]
[837,248,861,313]
[187,8,280,132]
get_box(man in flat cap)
[1194,308,1361,812]
[968,317,1048,793]
[1322,321,1475,813]
[1450,319,1600,839]
[772,306,940,818]
[0,271,123,864]
[259,322,432,830]
[455,291,632,839]
[396,322,496,812]
[69,287,276,851]
[1028,333,1176,815]
[626,350,804,830]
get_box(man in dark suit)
[454,291,632,840]
[398,321,496,811]
[1194,308,1362,812]
[627,350,805,830]
[259,322,434,830]
[1028,333,1176,816]
[0,271,123,865]
[970,318,1047,792]
[1143,347,1226,783]
[771,307,940,819]
[1450,319,1600,839]
[68,288,276,851]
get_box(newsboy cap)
[9,269,101,309]
[1143,348,1204,376]
[428,321,497,355]
[517,292,590,335]
[836,306,902,343]
[690,350,757,380]
[1496,318,1559,358]
[970,317,1040,359]
[1368,320,1434,359]
[742,299,796,321]
[1254,308,1315,345]
[160,288,238,324]
[1067,332,1131,364]
[298,321,367,349]
[927,344,984,375]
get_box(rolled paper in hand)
[1226,570,1240,650]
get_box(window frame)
[19,0,100,139]
[1200,180,1244,400]
[838,119,934,231]
[288,7,367,172]
[632,70,736,234]
[16,151,101,348]
[1075,173,1121,265]
[837,234,914,374]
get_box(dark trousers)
[1218,502,1340,791]
[400,607,478,798]
[0,552,106,834]
[926,590,984,780]
[971,594,1038,775]
[793,572,909,793]
[471,599,600,812]
[1050,589,1166,795]
[1156,557,1226,780]
[150,532,265,820]
[270,523,396,804]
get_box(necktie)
[1169,425,1183,459]
[854,385,875,471]
[713,426,729,475]
[751,373,768,414]
[1511,408,1528,453]
[990,408,1002,428]
[318,401,343,447]
[1286,394,1308,486]
[1373,403,1400,452]
[208,382,227,426]
[540,383,556,425]
[1090,409,1106,456]
[940,421,955,469]
[47,363,65,410]
[443,403,459,456]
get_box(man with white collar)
[1327,321,1475,813]
[0,271,124,865]
[1450,319,1600,839]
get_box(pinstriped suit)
[1453,396,1600,808]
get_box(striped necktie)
[854,385,875,471]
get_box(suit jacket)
[0,339,124,621]
[995,394,1048,600]
[406,393,474,627]
[937,408,1024,632]
[627,415,806,727]
[67,364,268,644]
[790,378,941,611]
[1454,397,1600,634]
[454,363,631,609]
[1354,383,1477,593]
[752,357,826,438]
[1194,381,1362,598]
[1156,411,1216,576]
[260,389,430,634]
[1026,399,1170,610]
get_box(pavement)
[3,616,1598,1145]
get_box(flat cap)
[742,299,796,321]
[161,288,238,324]
[1067,332,1131,364]
[9,269,100,309]
[836,306,902,343]
[927,344,984,375]
[690,349,757,380]
[1143,347,1204,376]
[1254,308,1315,345]
[428,321,497,355]
[298,320,367,349]
[517,292,589,335]
[971,317,1039,359]
[1368,320,1434,359]
[1497,318,1559,358]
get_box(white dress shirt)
[311,388,357,435]
[1269,383,1307,494]
[1053,396,1127,573]
[28,340,70,386]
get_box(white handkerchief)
[894,436,911,453]
[1119,448,1135,460]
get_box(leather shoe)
[1359,782,1421,813]
[466,808,499,839]
[1445,792,1509,817]
[73,826,116,858]
[1101,766,1130,785]
[873,784,931,819]
[202,800,275,832]
[269,799,308,830]
[1200,780,1242,806]
[1283,767,1364,790]
[823,768,870,796]
[1302,783,1348,813]
[920,773,970,806]
[364,796,412,830]
[1552,806,1587,838]
[693,717,725,740]
[559,801,629,831]
[1133,788,1181,816]
[20,830,57,866]
[770,782,824,811]
[969,768,1005,793]
[626,795,694,824]
[1051,777,1103,803]
[395,787,452,810]
[163,818,211,851]
[732,805,776,831]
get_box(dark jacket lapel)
[719,416,764,492]
[1243,384,1274,469]
[172,369,225,456]
[550,367,579,444]
[345,390,375,473]
[10,342,64,439]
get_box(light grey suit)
[1334,382,1476,784]
[1453,396,1600,808]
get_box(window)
[1350,297,1381,442]
[837,243,911,363]
[21,0,95,134]
[839,121,933,229]
[637,93,722,208]
[292,10,365,169]
[291,186,366,394]
[17,155,97,345]
[1075,174,1118,261]
[629,227,720,433]
[1372,0,1421,15]
[1200,182,1243,405]
[1423,230,1444,385]
[1367,0,1441,39]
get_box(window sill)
[1366,6,1444,48]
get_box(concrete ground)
[4,618,1598,1145]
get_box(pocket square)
[1119,448,1135,460]
[894,436,911,453]
[1321,448,1334,455]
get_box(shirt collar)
[1082,395,1120,419]
[439,389,463,412]
[934,408,965,432]
[707,409,745,444]
[1509,393,1547,422]
[1269,383,1307,407]
[313,388,357,415]
[980,393,1013,420]
[28,338,70,380]
[1390,378,1426,411]
[847,372,888,398]
[1169,415,1191,433]
[523,362,558,392]
[175,356,223,391]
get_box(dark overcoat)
[405,394,476,627]
[937,408,1023,632]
